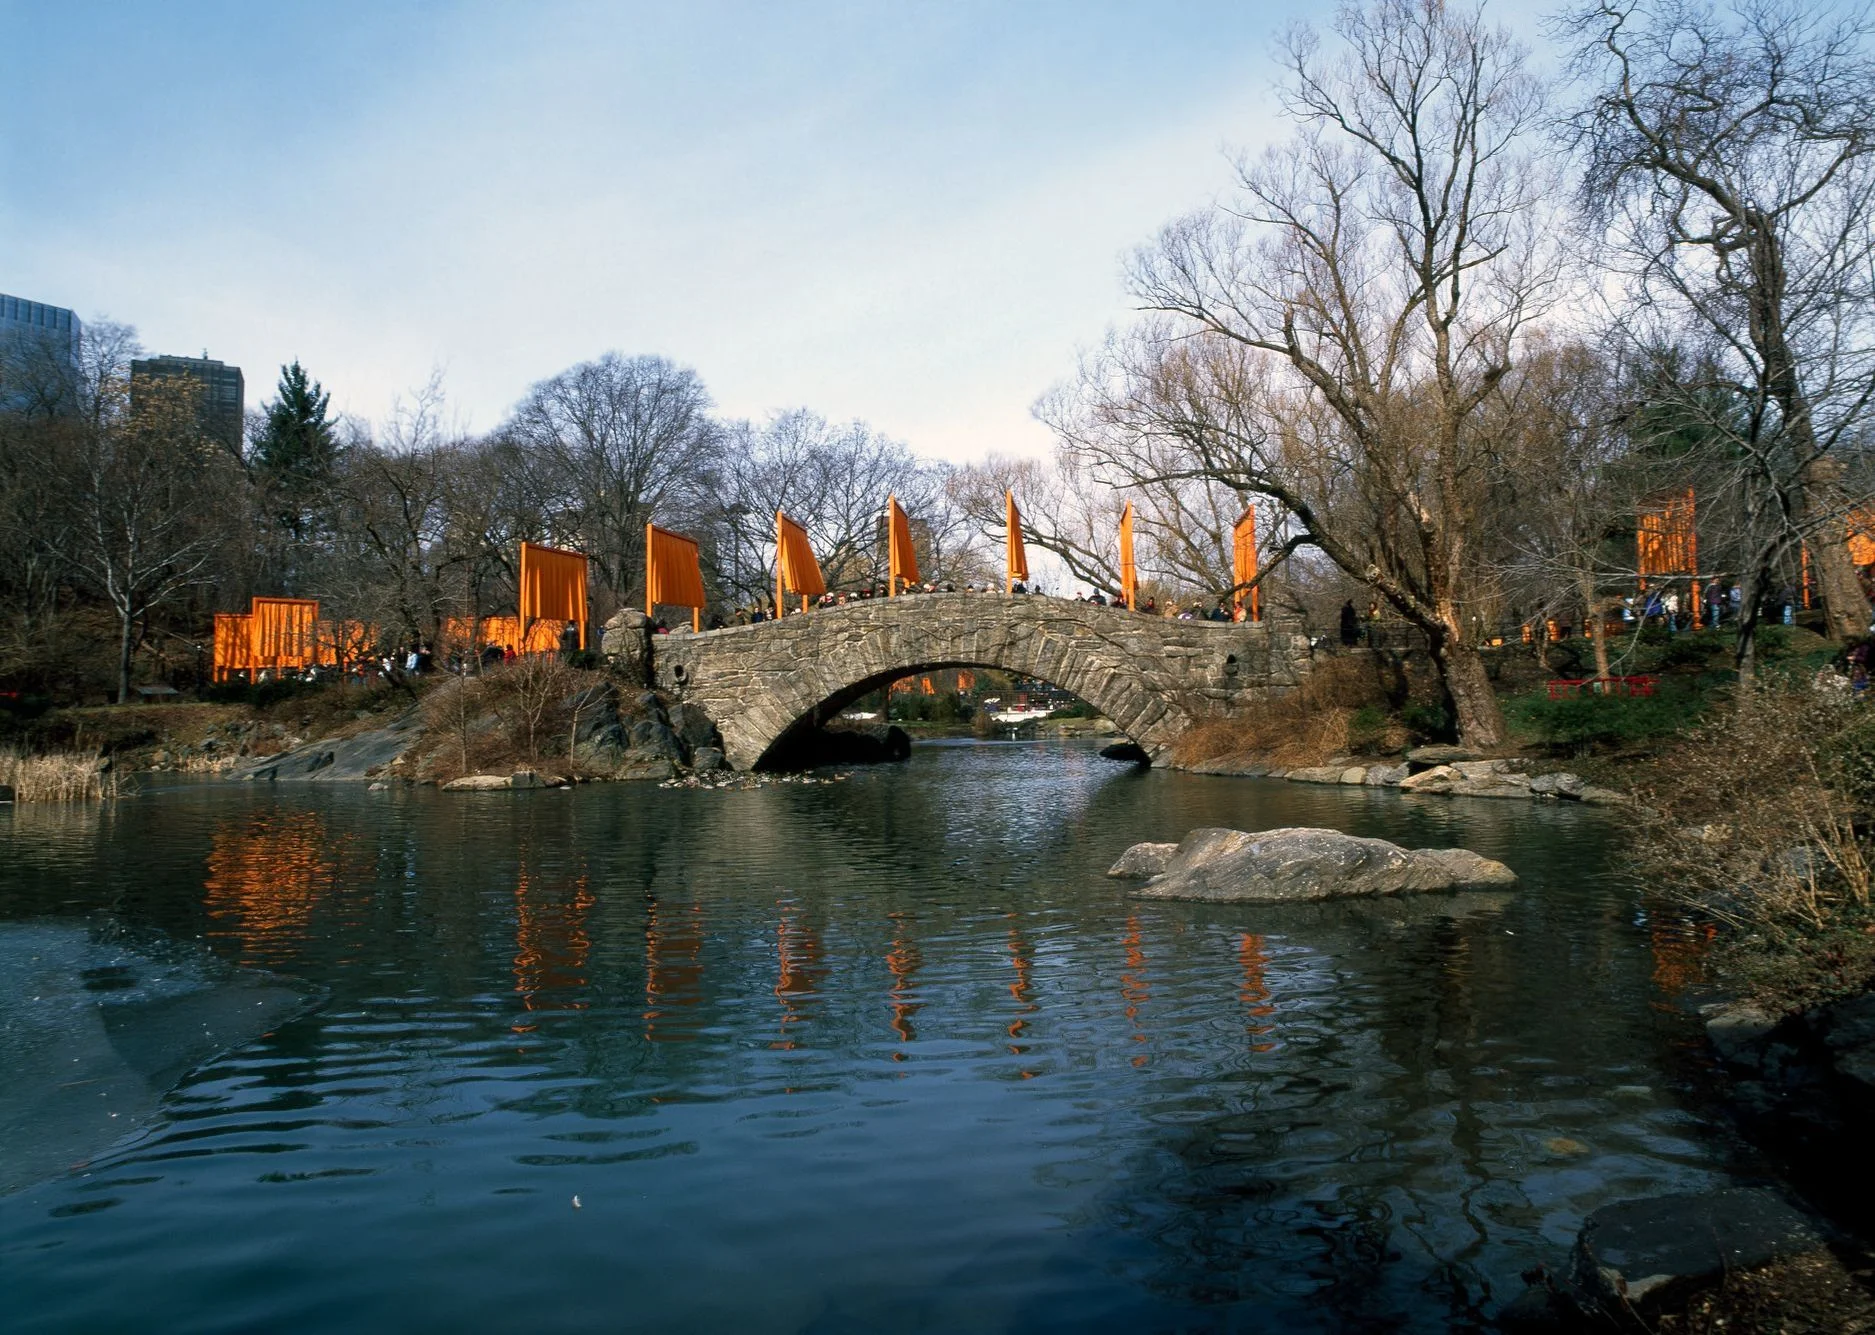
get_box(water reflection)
[641,895,705,1042]
[202,810,339,962]
[511,867,593,1019]
[0,746,1747,1335]
[1238,933,1276,1052]
[772,901,823,1050]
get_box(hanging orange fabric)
[776,511,826,610]
[1119,501,1137,611]
[887,495,920,593]
[313,620,375,667]
[519,542,590,649]
[1232,504,1260,621]
[1005,491,1028,592]
[249,597,318,669]
[475,615,569,656]
[1637,490,1697,577]
[1847,511,1875,567]
[212,613,253,681]
[646,523,706,630]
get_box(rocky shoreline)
[1179,743,1630,806]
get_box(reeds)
[0,747,120,802]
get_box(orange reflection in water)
[642,896,705,1042]
[885,910,922,1056]
[1650,917,1717,998]
[1238,933,1278,1053]
[512,868,595,1022]
[773,902,824,1050]
[1122,914,1150,1067]
[1007,922,1039,1078]
[203,811,339,961]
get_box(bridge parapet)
[641,594,1311,770]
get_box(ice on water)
[0,922,313,1194]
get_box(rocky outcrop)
[441,769,559,792]
[1106,842,1178,879]
[230,711,422,783]
[1176,749,1624,802]
[600,608,650,684]
[1115,826,1516,902]
[1574,1189,1826,1317]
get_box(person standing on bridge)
[1340,601,1361,647]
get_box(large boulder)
[667,702,721,756]
[627,718,687,765]
[601,609,650,682]
[1573,1189,1826,1317]
[1124,826,1517,902]
[1107,842,1179,879]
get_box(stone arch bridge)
[628,594,1312,771]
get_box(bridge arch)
[649,594,1311,770]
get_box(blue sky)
[1,1,1536,458]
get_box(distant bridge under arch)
[643,594,1312,770]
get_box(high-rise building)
[0,292,84,411]
[131,354,245,454]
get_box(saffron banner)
[1848,510,1875,567]
[888,495,920,592]
[1119,501,1137,611]
[776,511,826,606]
[519,542,590,649]
[212,613,253,681]
[1637,490,1698,577]
[1232,504,1260,621]
[1005,491,1028,591]
[646,523,706,630]
[249,597,319,670]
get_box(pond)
[0,738,1735,1332]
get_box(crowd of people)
[696,581,1255,631]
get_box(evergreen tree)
[250,361,336,540]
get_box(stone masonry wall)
[639,594,1311,770]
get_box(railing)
[1545,676,1658,700]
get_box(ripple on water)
[0,744,1738,1333]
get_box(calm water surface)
[1,739,1732,1332]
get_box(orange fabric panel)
[475,615,567,655]
[776,512,827,597]
[249,597,319,669]
[213,613,253,679]
[888,495,920,587]
[520,542,590,648]
[1848,511,1875,567]
[1637,489,1697,576]
[1232,503,1260,621]
[1006,491,1028,584]
[646,523,706,610]
[1119,501,1137,610]
[956,670,975,692]
[313,620,375,666]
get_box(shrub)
[1629,680,1875,1013]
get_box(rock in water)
[1122,826,1516,901]
[1107,842,1178,879]
[1573,1189,1826,1316]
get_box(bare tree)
[1564,0,1875,661]
[1070,0,1557,745]
[502,353,719,607]
[65,374,243,701]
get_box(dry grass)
[1171,656,1408,769]
[0,747,120,802]
[408,663,615,784]
[1628,678,1875,1012]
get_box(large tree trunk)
[1800,458,1867,640]
[115,604,134,704]
[1430,624,1505,748]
